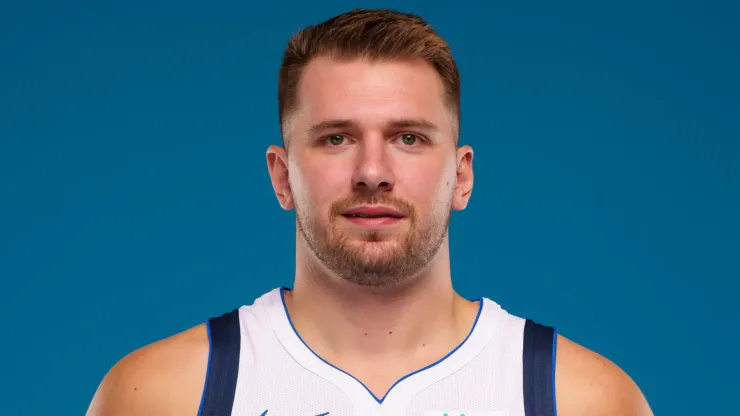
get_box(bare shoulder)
[86,323,210,416]
[555,334,653,416]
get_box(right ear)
[266,145,294,210]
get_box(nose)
[351,137,395,194]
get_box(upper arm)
[86,324,210,416]
[555,334,653,416]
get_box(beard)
[295,193,452,288]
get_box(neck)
[285,237,477,361]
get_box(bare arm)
[86,324,209,416]
[555,335,653,416]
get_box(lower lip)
[342,215,404,228]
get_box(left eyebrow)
[384,118,439,132]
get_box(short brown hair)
[277,8,461,140]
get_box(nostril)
[377,180,394,189]
[353,181,393,193]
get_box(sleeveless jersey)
[197,288,557,416]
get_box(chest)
[230,342,526,416]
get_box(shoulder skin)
[86,324,653,415]
[86,324,209,416]
[556,334,653,416]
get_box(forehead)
[287,56,453,137]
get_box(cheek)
[290,158,348,214]
[396,161,455,208]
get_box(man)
[87,8,653,416]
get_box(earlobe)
[281,186,293,206]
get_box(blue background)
[1,1,738,414]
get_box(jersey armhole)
[197,309,241,416]
[522,319,558,416]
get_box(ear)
[266,145,294,210]
[451,145,474,211]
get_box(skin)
[86,56,653,416]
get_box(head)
[266,8,474,287]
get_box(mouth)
[341,206,406,228]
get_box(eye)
[326,134,345,146]
[399,133,420,146]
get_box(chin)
[335,258,422,289]
[340,234,402,253]
[345,239,399,255]
[347,234,403,247]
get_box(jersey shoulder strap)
[522,319,558,416]
[198,309,241,416]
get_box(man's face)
[268,56,473,287]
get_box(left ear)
[452,145,474,211]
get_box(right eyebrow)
[305,119,357,138]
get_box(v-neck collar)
[262,287,498,413]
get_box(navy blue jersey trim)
[523,319,557,416]
[552,327,558,416]
[198,309,241,416]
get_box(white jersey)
[197,288,557,416]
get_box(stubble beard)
[295,195,452,288]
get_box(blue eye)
[400,133,419,145]
[327,134,345,146]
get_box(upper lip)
[342,205,406,218]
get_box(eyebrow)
[305,118,440,138]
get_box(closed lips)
[342,206,405,218]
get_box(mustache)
[330,195,415,218]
